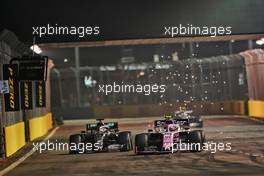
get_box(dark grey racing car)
[69,119,133,154]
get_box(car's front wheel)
[134,133,149,154]
[69,134,83,154]
[188,131,204,152]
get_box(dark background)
[2,0,264,43]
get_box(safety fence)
[53,49,264,120]
[54,51,248,119]
[61,54,247,106]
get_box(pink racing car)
[134,119,205,154]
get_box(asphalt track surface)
[5,116,264,176]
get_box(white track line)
[0,127,59,176]
[230,149,264,158]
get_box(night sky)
[2,0,264,43]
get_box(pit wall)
[93,101,245,118]
[4,113,52,157]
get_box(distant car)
[69,119,133,154]
[134,118,205,154]
[173,110,203,128]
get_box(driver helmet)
[168,124,179,132]
[164,115,172,120]
[99,125,108,133]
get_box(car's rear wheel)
[118,131,133,151]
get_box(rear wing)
[154,119,189,127]
[86,122,118,131]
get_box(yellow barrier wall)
[5,122,26,157]
[93,106,111,118]
[248,100,264,118]
[29,113,53,141]
[93,101,245,118]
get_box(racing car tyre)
[69,134,83,154]
[118,131,133,151]
[135,133,149,154]
[188,131,203,152]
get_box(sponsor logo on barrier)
[3,64,20,111]
[35,81,46,107]
[21,81,33,110]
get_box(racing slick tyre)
[135,133,149,154]
[69,134,83,154]
[188,131,203,152]
[85,133,97,153]
[118,131,133,151]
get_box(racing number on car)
[163,133,173,150]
